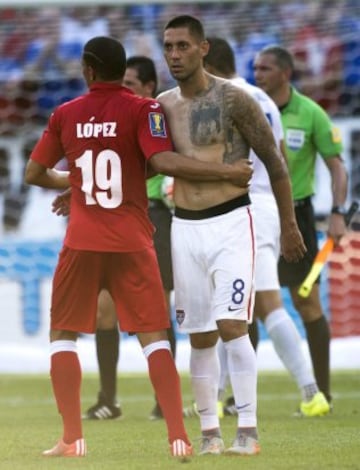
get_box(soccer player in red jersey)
[24,36,252,459]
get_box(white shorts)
[251,193,281,291]
[172,204,256,334]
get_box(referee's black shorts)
[278,196,320,287]
[148,199,174,292]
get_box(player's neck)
[270,84,291,109]
[178,69,210,98]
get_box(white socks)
[217,339,228,401]
[224,334,257,428]
[190,345,220,431]
[264,308,318,400]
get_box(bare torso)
[158,76,253,210]
[158,76,256,210]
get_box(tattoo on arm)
[186,77,289,179]
[226,82,288,180]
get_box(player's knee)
[190,330,218,349]
[50,329,78,342]
[218,319,248,342]
[293,298,323,322]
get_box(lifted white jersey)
[231,77,283,197]
[232,77,283,291]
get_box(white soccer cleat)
[199,436,225,455]
[225,435,260,456]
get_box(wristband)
[331,206,346,216]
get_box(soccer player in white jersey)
[203,37,330,417]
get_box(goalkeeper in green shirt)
[254,45,348,408]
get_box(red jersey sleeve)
[30,109,65,168]
[137,100,174,159]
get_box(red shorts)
[51,246,169,334]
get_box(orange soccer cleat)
[170,439,194,461]
[42,438,87,457]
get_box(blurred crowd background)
[0,0,359,235]
[1,0,360,344]
[1,1,360,125]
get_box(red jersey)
[31,83,173,252]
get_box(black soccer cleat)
[83,400,122,420]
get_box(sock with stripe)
[50,341,83,444]
[144,341,190,445]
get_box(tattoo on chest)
[188,80,249,163]
[190,102,221,143]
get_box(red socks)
[147,349,190,445]
[50,347,189,446]
[50,351,83,444]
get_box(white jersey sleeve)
[231,77,283,196]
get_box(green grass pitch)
[0,371,359,470]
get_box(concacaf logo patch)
[176,309,185,326]
[149,112,167,137]
[331,126,342,144]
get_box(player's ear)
[145,80,156,98]
[82,61,96,84]
[284,66,292,82]
[200,40,210,58]
[88,65,97,82]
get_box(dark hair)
[83,36,126,80]
[126,56,158,95]
[164,15,205,41]
[204,37,236,76]
[258,45,294,72]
